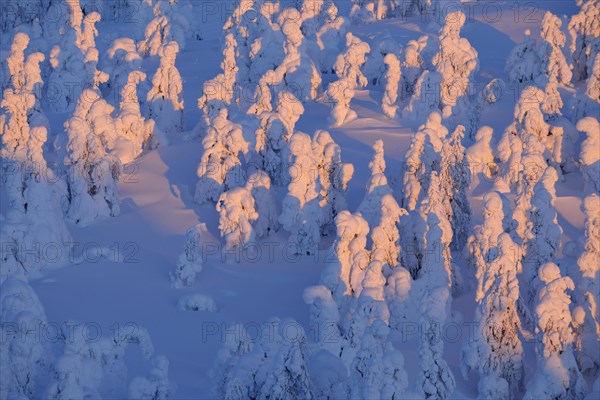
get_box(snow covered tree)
[505,30,542,83]
[417,262,455,400]
[401,35,429,98]
[303,284,343,356]
[279,132,322,255]
[524,263,587,400]
[573,53,600,120]
[5,32,29,93]
[312,130,353,234]
[462,233,524,399]
[359,140,396,227]
[574,193,600,373]
[523,167,563,303]
[537,11,573,86]
[321,210,370,300]
[129,356,171,400]
[298,0,326,38]
[466,191,513,291]
[401,114,447,276]
[216,187,259,253]
[210,322,253,399]
[46,320,155,399]
[194,109,249,204]
[1,82,35,214]
[577,116,600,195]
[197,33,239,119]
[147,41,184,136]
[404,69,443,123]
[363,36,401,87]
[46,0,103,112]
[348,319,407,399]
[212,318,314,399]
[326,76,357,128]
[115,70,160,163]
[416,176,455,399]
[349,0,387,23]
[1,125,72,281]
[327,33,370,126]
[170,223,209,289]
[384,264,412,329]
[568,0,600,82]
[245,170,279,238]
[346,260,390,349]
[496,86,549,190]
[466,126,495,187]
[0,278,49,398]
[369,194,405,269]
[101,37,144,101]
[253,91,305,186]
[271,7,322,102]
[0,38,72,280]
[382,53,401,119]
[401,112,446,211]
[138,0,192,57]
[64,88,121,225]
[439,125,471,251]
[314,2,349,74]
[432,10,478,117]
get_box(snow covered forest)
[1,0,599,398]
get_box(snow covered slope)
[1,0,598,398]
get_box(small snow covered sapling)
[170,224,207,289]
